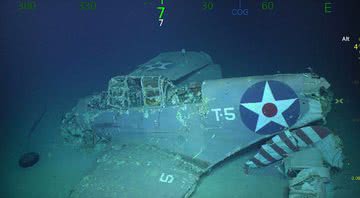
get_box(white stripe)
[245,160,257,168]
[292,133,307,147]
[302,127,321,143]
[272,135,293,153]
[262,144,282,160]
[255,153,270,164]
[284,130,297,146]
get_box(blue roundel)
[239,80,300,135]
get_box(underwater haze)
[1,0,360,198]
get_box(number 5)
[224,107,235,120]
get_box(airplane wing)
[130,50,222,84]
[68,144,208,198]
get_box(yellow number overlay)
[352,176,360,180]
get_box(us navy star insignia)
[140,61,173,71]
[240,81,298,132]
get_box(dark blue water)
[1,0,359,197]
[1,1,359,109]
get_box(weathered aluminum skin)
[69,144,208,198]
[92,73,330,166]
[130,50,216,81]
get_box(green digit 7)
[157,6,165,19]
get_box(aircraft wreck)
[61,50,343,198]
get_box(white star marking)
[141,61,173,71]
[240,81,297,132]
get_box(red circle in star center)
[262,103,278,117]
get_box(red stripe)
[295,129,313,145]
[250,157,266,167]
[259,148,276,163]
[279,132,299,152]
[311,126,330,139]
[268,140,288,157]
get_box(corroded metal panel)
[130,50,213,81]
[197,74,331,165]
[69,144,208,198]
